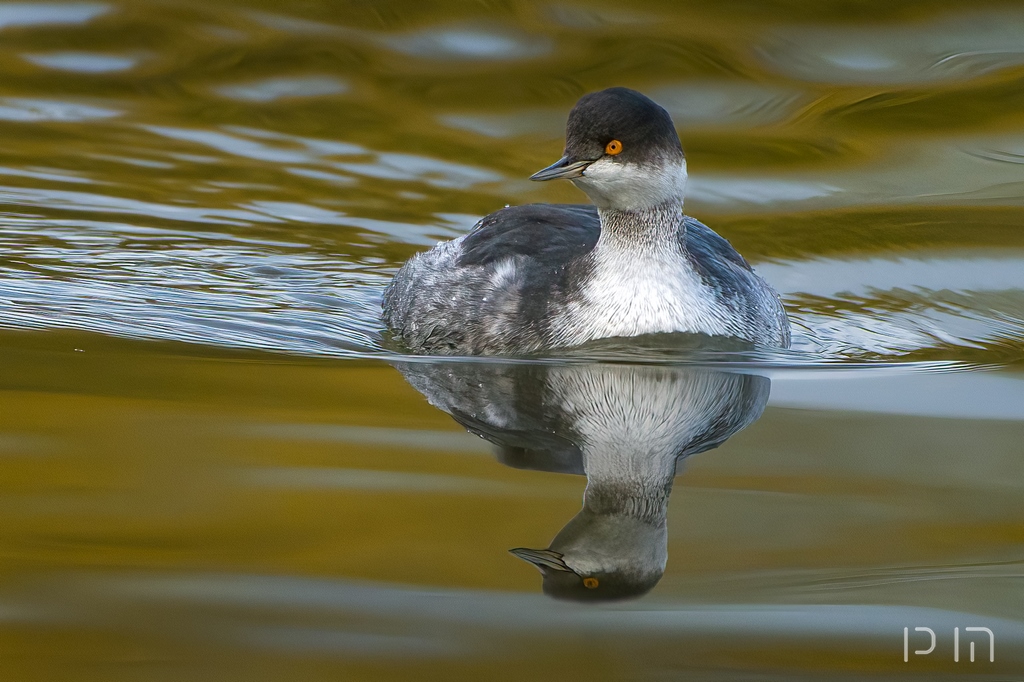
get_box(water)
[0,1,1022,679]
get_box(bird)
[382,86,790,355]
[393,359,771,601]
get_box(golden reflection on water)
[3,331,1024,678]
[1,0,1024,678]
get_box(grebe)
[383,87,790,354]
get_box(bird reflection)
[395,361,769,601]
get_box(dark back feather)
[457,204,600,268]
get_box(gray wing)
[383,204,600,354]
[393,361,585,474]
[683,215,791,347]
[457,204,599,267]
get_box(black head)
[538,564,662,602]
[530,87,686,195]
[509,547,662,602]
[566,87,682,164]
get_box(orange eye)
[605,140,623,155]
[583,577,599,589]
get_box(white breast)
[551,238,732,346]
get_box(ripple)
[105,572,1024,649]
[0,215,386,355]
[0,98,120,122]
[688,133,1024,213]
[334,152,502,189]
[2,194,1021,362]
[286,167,357,186]
[0,2,108,30]
[0,184,277,225]
[0,165,95,184]
[238,625,456,659]
[243,424,490,453]
[22,51,137,73]
[0,2,1019,370]
[242,467,528,495]
[382,26,551,61]
[143,125,327,165]
[648,81,803,128]
[761,9,1024,84]
[246,10,344,36]
[688,177,839,206]
[770,370,1024,420]
[760,252,1024,299]
[790,297,1024,359]
[438,110,564,139]
[214,75,348,102]
[762,252,1024,358]
[143,125,500,190]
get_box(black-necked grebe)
[383,87,790,354]
[394,361,770,601]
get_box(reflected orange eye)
[605,140,623,155]
[583,577,599,589]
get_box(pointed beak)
[509,547,574,573]
[529,156,591,182]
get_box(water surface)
[1,0,1023,679]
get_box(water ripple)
[215,75,349,103]
[0,2,108,30]
[0,98,120,122]
[761,9,1024,84]
[23,51,138,73]
[0,1,1020,370]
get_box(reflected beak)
[509,547,574,573]
[529,156,591,181]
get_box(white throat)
[573,156,687,212]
